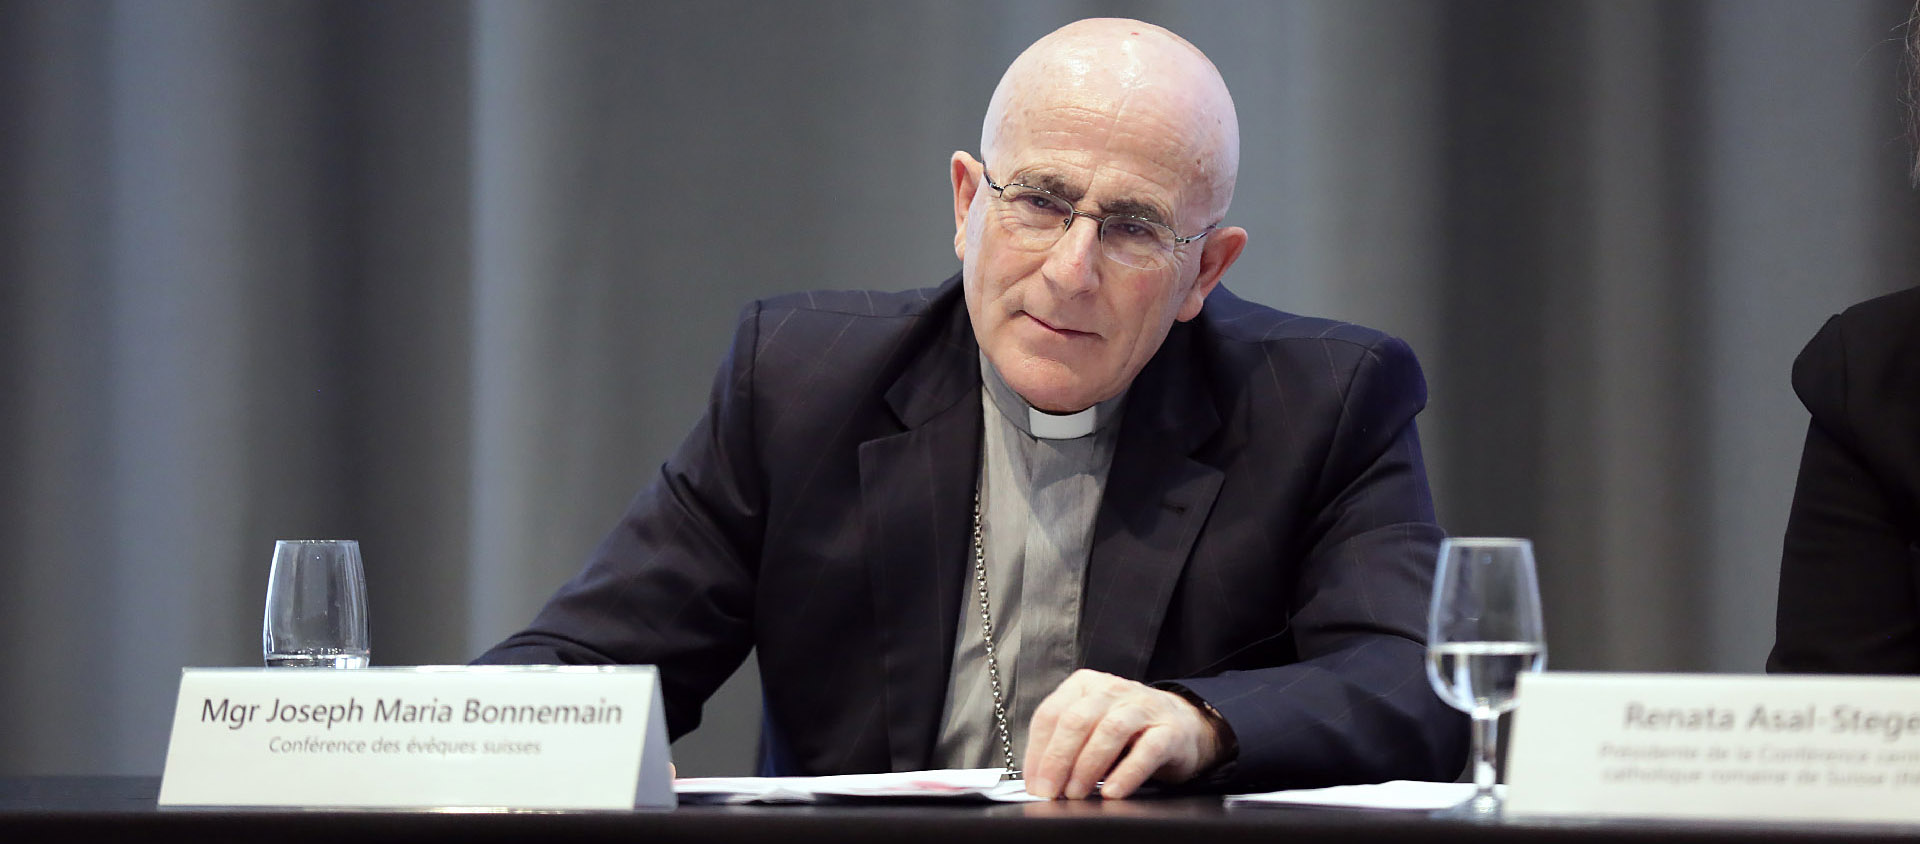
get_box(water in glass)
[1426,537,1546,820]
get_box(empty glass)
[262,539,370,668]
[1426,537,1546,819]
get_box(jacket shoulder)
[754,285,944,321]
[731,278,970,411]
[1835,285,1920,336]
[1193,288,1414,380]
[1791,287,1920,485]
[736,281,958,373]
[1197,288,1399,353]
[1793,286,1920,420]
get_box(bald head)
[981,19,1240,221]
[951,19,1250,413]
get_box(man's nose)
[1041,214,1102,295]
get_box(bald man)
[479,19,1466,798]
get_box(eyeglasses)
[982,169,1217,271]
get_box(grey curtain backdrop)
[3,0,1916,776]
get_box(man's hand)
[1021,669,1228,800]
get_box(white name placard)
[159,665,672,810]
[1506,672,1920,824]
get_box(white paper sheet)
[674,768,1045,804]
[1226,780,1498,810]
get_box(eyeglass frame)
[981,168,1219,268]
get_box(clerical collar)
[978,351,1126,440]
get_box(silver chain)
[971,490,1020,778]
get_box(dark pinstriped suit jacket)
[477,274,1467,790]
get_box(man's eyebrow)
[1098,199,1168,226]
[1016,171,1083,202]
[1011,171,1171,226]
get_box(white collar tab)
[1028,406,1098,440]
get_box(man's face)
[952,89,1226,414]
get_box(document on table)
[1227,780,1494,810]
[674,768,1045,804]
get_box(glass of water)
[1426,537,1546,819]
[263,539,370,668]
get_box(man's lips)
[1022,312,1095,338]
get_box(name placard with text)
[1506,672,1920,824]
[158,665,672,810]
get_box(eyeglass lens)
[997,186,1174,269]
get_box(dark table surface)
[7,776,1920,844]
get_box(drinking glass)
[262,539,370,668]
[1426,537,1546,819]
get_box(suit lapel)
[859,289,980,772]
[1081,324,1225,680]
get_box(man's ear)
[951,151,983,262]
[1176,225,1247,322]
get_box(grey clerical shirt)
[931,353,1125,769]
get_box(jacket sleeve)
[1173,334,1468,790]
[473,301,769,741]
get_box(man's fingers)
[1062,701,1153,798]
[1021,671,1226,800]
[1099,726,1177,799]
[1030,693,1114,796]
[1023,690,1069,775]
[1023,670,1110,797]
